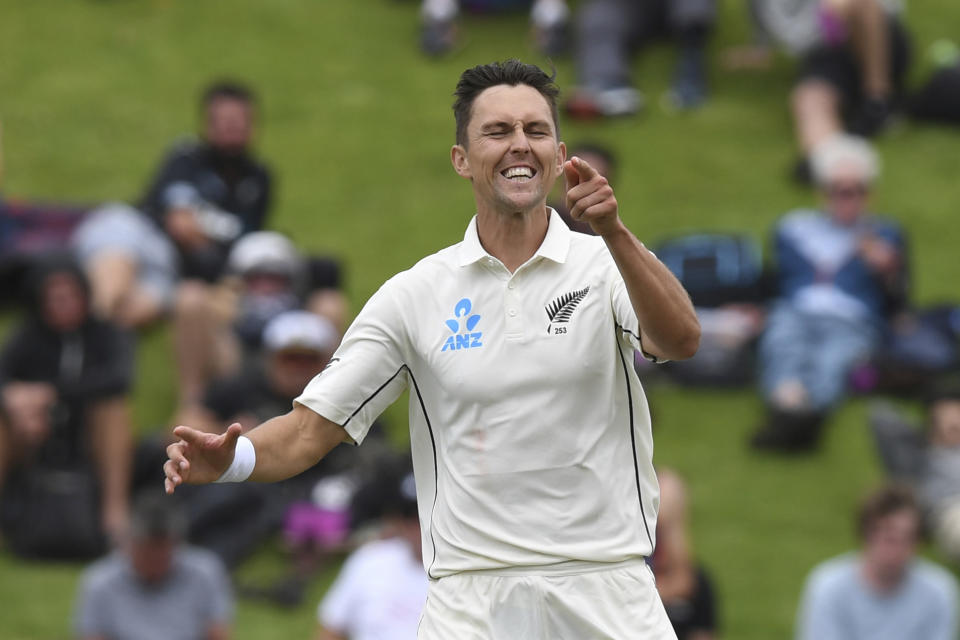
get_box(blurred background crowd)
[1,0,959,638]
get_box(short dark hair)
[856,484,921,540]
[452,60,560,147]
[130,492,187,541]
[201,80,256,112]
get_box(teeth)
[503,166,534,179]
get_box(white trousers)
[418,561,677,639]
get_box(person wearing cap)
[74,493,234,640]
[317,469,427,640]
[182,310,340,434]
[174,310,354,569]
[172,231,345,418]
[164,60,699,638]
[750,134,905,452]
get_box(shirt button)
[508,309,517,317]
[508,282,515,290]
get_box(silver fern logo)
[545,286,590,334]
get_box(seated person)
[174,310,348,569]
[565,0,717,117]
[74,493,233,640]
[0,255,133,554]
[139,80,272,283]
[71,202,178,328]
[420,0,570,57]
[869,384,960,564]
[316,467,427,640]
[653,468,719,640]
[795,484,958,640]
[751,134,905,451]
[173,231,345,413]
[728,0,910,180]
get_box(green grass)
[2,1,959,637]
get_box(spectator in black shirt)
[140,80,272,283]
[0,255,134,555]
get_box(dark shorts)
[798,15,911,115]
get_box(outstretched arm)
[564,156,700,360]
[164,403,350,493]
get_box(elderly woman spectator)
[750,135,906,451]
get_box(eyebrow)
[478,119,553,132]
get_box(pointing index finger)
[572,156,599,181]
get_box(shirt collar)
[457,207,572,267]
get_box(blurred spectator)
[173,231,345,414]
[0,255,133,556]
[175,310,353,571]
[750,135,905,451]
[728,0,910,181]
[316,469,427,640]
[71,202,178,328]
[565,0,717,118]
[795,484,958,640]
[182,309,340,434]
[653,468,719,640]
[140,80,272,283]
[650,232,767,388]
[549,142,614,235]
[74,493,233,640]
[420,0,570,57]
[870,385,960,564]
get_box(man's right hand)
[165,206,210,249]
[164,423,243,494]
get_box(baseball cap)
[228,231,300,277]
[262,310,339,354]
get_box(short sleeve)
[295,277,410,445]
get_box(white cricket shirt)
[296,209,661,578]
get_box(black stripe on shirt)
[615,325,654,549]
[341,365,407,427]
[404,365,442,580]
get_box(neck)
[475,204,550,273]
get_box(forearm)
[89,398,132,511]
[246,404,349,483]
[601,222,700,360]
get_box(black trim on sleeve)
[341,365,408,427]
[618,324,661,364]
[615,326,654,549]
[404,365,442,580]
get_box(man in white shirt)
[316,471,427,640]
[164,59,700,638]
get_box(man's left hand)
[564,156,620,236]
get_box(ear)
[556,141,567,175]
[451,144,472,179]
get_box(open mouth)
[501,166,536,181]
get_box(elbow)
[672,319,701,361]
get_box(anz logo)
[441,298,483,352]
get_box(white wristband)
[214,435,256,483]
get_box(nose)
[508,124,532,153]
